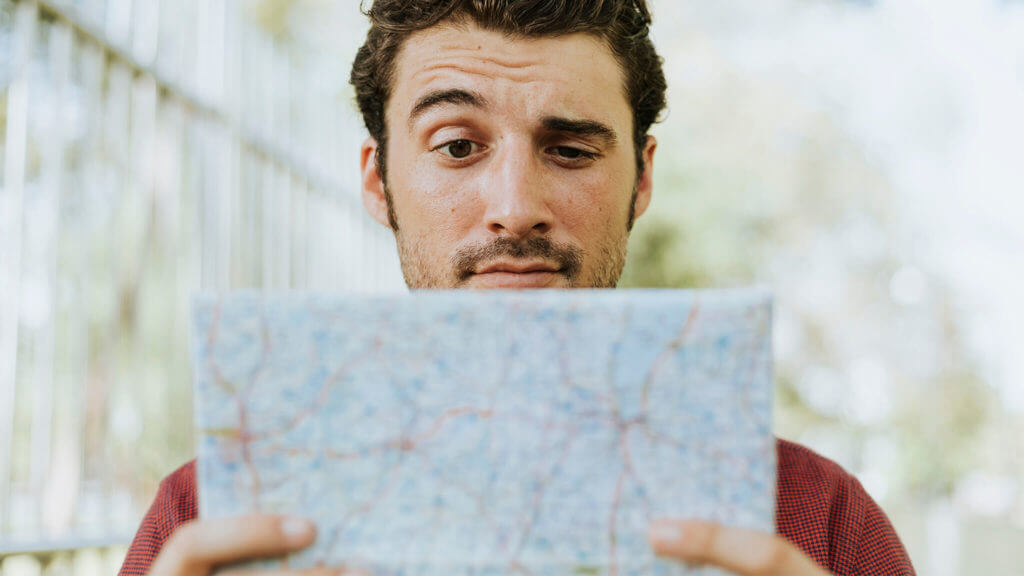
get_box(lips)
[475,261,560,275]
[470,260,562,289]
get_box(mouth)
[469,261,562,289]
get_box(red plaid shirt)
[118,438,915,575]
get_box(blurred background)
[0,0,1021,575]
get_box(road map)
[192,290,775,576]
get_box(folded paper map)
[192,290,775,576]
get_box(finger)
[150,515,317,576]
[648,519,830,576]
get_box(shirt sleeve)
[853,483,917,576]
[775,439,917,575]
[118,461,199,576]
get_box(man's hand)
[648,519,831,576]
[148,515,361,576]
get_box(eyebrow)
[406,90,619,148]
[408,89,489,129]
[541,116,619,147]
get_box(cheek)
[555,170,632,236]
[393,159,482,239]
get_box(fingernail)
[281,517,315,543]
[649,520,684,546]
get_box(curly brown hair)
[350,0,667,188]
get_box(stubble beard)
[395,230,629,290]
[387,184,636,290]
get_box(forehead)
[388,22,631,130]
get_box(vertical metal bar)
[193,0,215,291]
[321,197,331,290]
[0,0,39,537]
[215,0,233,290]
[261,160,275,290]
[304,195,316,289]
[199,123,214,290]
[277,44,291,154]
[328,200,338,290]
[100,52,132,532]
[333,100,350,291]
[183,114,203,292]
[220,133,235,291]
[224,0,242,288]
[278,47,292,289]
[339,203,350,291]
[355,195,367,292]
[242,153,254,287]
[260,30,276,291]
[159,98,188,408]
[320,198,330,290]
[309,60,325,187]
[187,0,204,294]
[124,71,156,507]
[291,180,307,289]
[233,149,245,288]
[75,36,106,536]
[126,56,160,512]
[36,15,75,537]
[239,18,256,287]
[278,168,291,290]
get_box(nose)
[482,139,554,239]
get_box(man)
[120,1,916,575]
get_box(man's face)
[360,21,656,289]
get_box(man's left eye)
[551,146,596,160]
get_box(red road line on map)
[608,463,627,576]
[607,414,646,576]
[203,301,262,509]
[258,406,496,460]
[204,302,239,398]
[381,406,495,454]
[502,425,578,575]
[237,394,263,510]
[236,315,274,510]
[640,304,700,411]
[246,356,366,443]
[409,449,504,538]
[320,455,406,563]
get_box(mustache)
[453,237,584,283]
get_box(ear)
[632,135,657,221]
[361,138,393,229]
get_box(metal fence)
[0,0,401,572]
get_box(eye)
[436,139,479,159]
[551,146,598,161]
